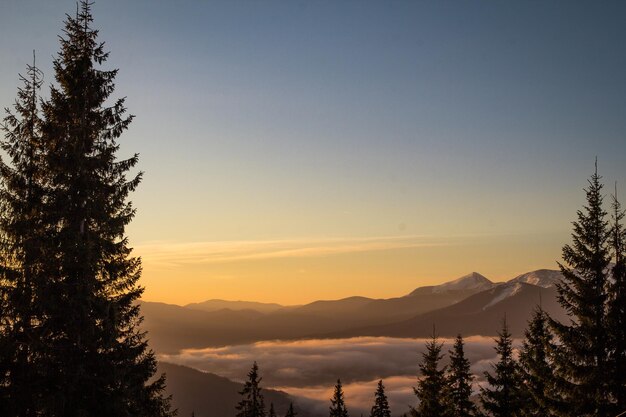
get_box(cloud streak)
[160,336,516,414]
[135,235,447,267]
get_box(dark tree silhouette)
[370,380,391,417]
[0,52,47,416]
[285,402,297,417]
[411,330,450,417]
[446,335,477,417]
[329,379,349,417]
[479,318,524,417]
[607,188,626,411]
[236,362,266,417]
[0,2,172,416]
[549,164,613,416]
[519,307,557,416]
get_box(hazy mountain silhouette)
[141,269,564,353]
[326,281,566,339]
[407,272,494,295]
[159,362,310,417]
[185,299,285,313]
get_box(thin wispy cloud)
[135,235,447,267]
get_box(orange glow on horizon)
[136,232,565,305]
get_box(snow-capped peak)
[507,269,562,288]
[431,272,494,293]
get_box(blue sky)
[1,1,625,303]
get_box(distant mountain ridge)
[326,280,566,339]
[140,269,565,353]
[407,271,494,296]
[185,299,285,314]
[507,269,562,288]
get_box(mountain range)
[140,268,565,354]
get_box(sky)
[1,1,625,305]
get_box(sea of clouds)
[160,336,517,415]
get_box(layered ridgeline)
[157,363,311,417]
[140,269,565,353]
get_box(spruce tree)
[285,403,297,417]
[549,164,612,416]
[479,319,524,417]
[411,331,450,417]
[329,379,349,417]
[519,307,557,417]
[236,362,266,417]
[607,188,626,411]
[446,335,477,417]
[1,2,173,416]
[269,403,277,417]
[370,380,391,417]
[0,52,47,416]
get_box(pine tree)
[519,307,557,416]
[446,335,477,417]
[479,318,524,417]
[269,403,277,417]
[285,403,297,417]
[1,2,173,416]
[0,52,47,416]
[549,164,612,416]
[329,379,349,417]
[607,187,626,412]
[370,380,391,417]
[236,362,266,417]
[411,330,450,417]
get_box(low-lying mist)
[160,336,512,414]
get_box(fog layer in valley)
[160,336,511,414]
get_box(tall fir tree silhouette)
[236,362,266,417]
[370,380,391,417]
[446,335,477,417]
[0,52,47,416]
[0,2,172,416]
[411,329,450,417]
[549,163,613,416]
[285,403,297,417]
[480,318,525,417]
[519,307,557,417]
[607,187,626,411]
[329,379,349,417]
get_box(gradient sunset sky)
[1,1,625,304]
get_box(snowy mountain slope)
[507,269,562,288]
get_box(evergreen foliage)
[411,330,450,417]
[0,52,46,416]
[236,362,266,417]
[370,380,391,417]
[285,403,297,417]
[446,335,477,417]
[519,307,556,416]
[479,319,524,417]
[0,2,172,416]
[607,189,626,411]
[549,163,613,416]
[329,379,349,417]
[269,403,277,417]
